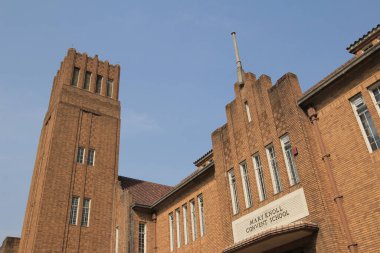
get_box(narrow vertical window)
[239,162,253,208]
[197,194,205,237]
[71,67,80,86]
[370,83,380,109]
[182,204,189,245]
[77,147,85,164]
[281,135,300,185]
[190,200,197,241]
[245,101,252,122]
[84,71,91,90]
[69,197,79,225]
[169,213,174,252]
[138,223,147,253]
[266,145,282,194]
[107,79,113,97]
[96,75,102,94]
[115,226,119,253]
[351,95,380,151]
[228,169,239,214]
[175,209,181,248]
[252,154,267,201]
[81,198,91,227]
[87,148,95,166]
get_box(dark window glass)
[107,79,113,97]
[96,75,102,94]
[71,67,80,86]
[84,71,91,90]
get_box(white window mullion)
[190,200,197,241]
[351,95,380,152]
[239,162,252,208]
[175,209,181,248]
[252,154,267,201]
[169,213,174,252]
[182,204,189,245]
[197,194,205,237]
[228,169,239,214]
[280,135,300,186]
[266,145,282,194]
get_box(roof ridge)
[118,175,173,188]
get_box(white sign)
[232,188,309,243]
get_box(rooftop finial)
[231,32,244,85]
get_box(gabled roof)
[298,42,380,108]
[193,149,213,166]
[118,176,173,206]
[347,24,380,53]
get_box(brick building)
[4,24,379,252]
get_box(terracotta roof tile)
[118,176,173,206]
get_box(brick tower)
[18,49,121,253]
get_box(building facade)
[4,25,379,253]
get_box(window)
[138,223,147,253]
[169,213,174,252]
[370,82,380,109]
[77,147,85,164]
[182,204,189,245]
[175,209,181,248]
[115,226,119,253]
[266,145,282,194]
[245,101,252,122]
[252,154,267,201]
[228,169,239,214]
[239,162,253,208]
[190,199,197,241]
[71,67,80,86]
[197,194,205,237]
[96,75,102,94]
[81,198,91,227]
[351,95,380,151]
[107,79,113,97]
[281,135,300,185]
[84,71,91,90]
[87,149,95,166]
[69,197,79,225]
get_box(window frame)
[266,144,282,194]
[71,67,80,87]
[107,79,113,97]
[69,196,80,225]
[280,134,300,186]
[368,81,380,116]
[175,208,181,248]
[81,198,91,227]
[244,101,252,123]
[84,71,91,90]
[189,199,197,241]
[87,148,95,166]
[252,153,267,201]
[227,169,240,215]
[182,204,189,245]
[77,147,85,164]
[350,94,380,152]
[138,223,147,253]
[239,161,253,208]
[95,75,102,94]
[169,212,174,252]
[197,194,206,237]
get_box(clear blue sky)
[0,0,378,240]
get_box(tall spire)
[231,32,244,85]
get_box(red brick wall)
[19,49,121,253]
[306,51,380,252]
